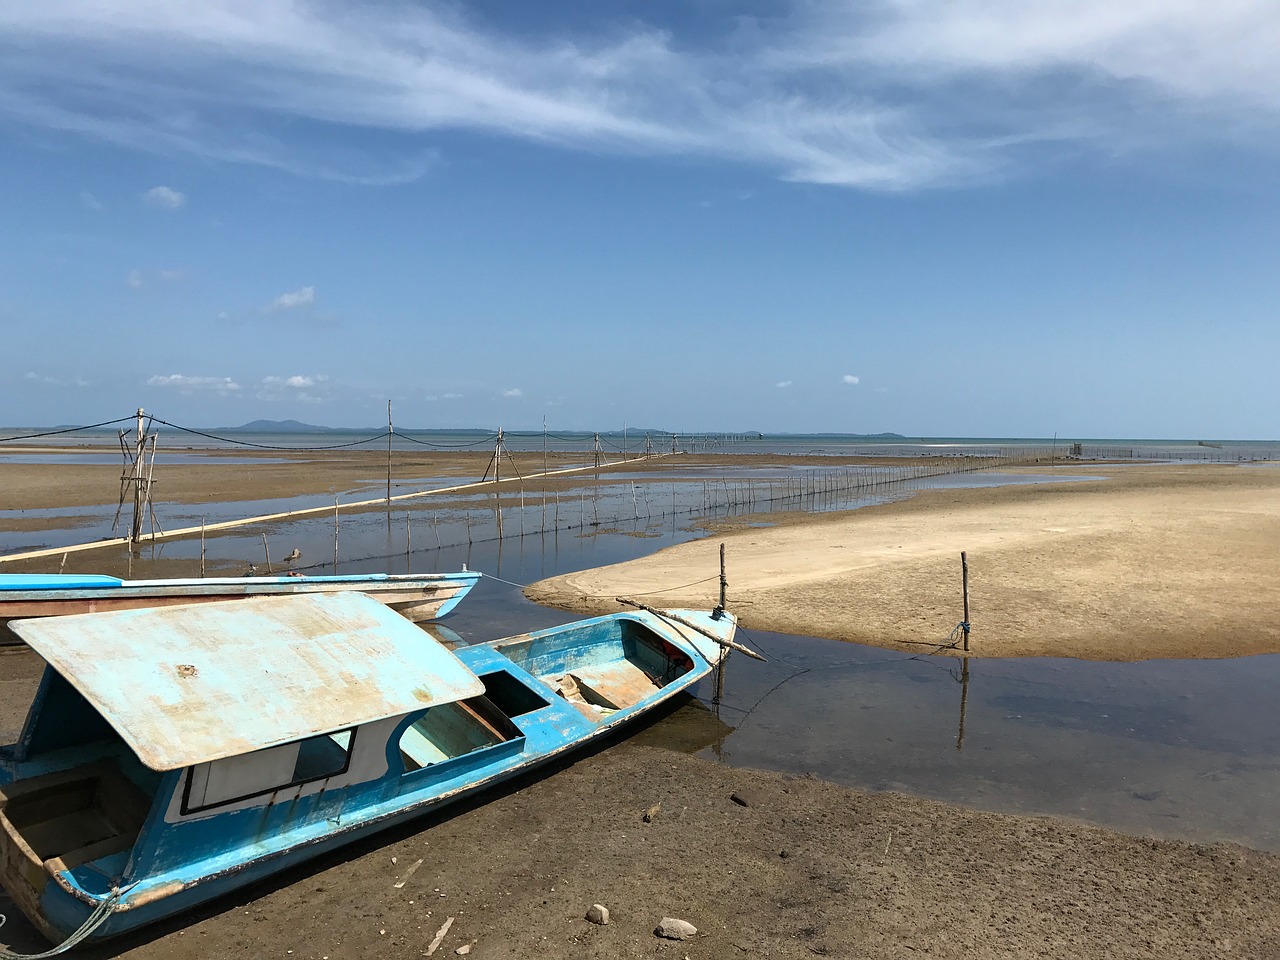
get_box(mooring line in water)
[475,572,532,590]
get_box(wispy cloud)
[776,380,793,388]
[270,286,315,310]
[147,373,240,394]
[79,190,102,210]
[143,185,186,209]
[258,374,328,403]
[129,267,185,288]
[25,371,91,387]
[501,387,523,398]
[841,374,860,385]
[2,2,1276,190]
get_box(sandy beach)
[1,451,1279,956]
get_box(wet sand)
[2,451,1279,956]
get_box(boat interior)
[0,674,162,893]
[495,617,695,718]
[0,761,149,883]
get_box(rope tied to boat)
[0,887,124,958]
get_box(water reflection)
[657,626,1280,852]
[416,572,1280,851]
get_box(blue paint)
[0,574,123,590]
[0,598,734,944]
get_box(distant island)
[224,421,906,439]
[230,419,330,433]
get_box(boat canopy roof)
[10,592,484,772]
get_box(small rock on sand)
[655,917,697,940]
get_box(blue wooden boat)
[0,571,480,643]
[0,591,736,945]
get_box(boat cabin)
[0,592,714,942]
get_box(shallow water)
[0,466,1096,557]
[449,576,1280,852]
[5,464,1277,851]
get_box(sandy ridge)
[527,463,1280,660]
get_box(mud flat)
[0,738,1271,959]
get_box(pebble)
[730,791,752,807]
[586,904,610,925]
[655,917,697,940]
[455,945,472,956]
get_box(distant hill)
[231,419,332,433]
[771,431,906,439]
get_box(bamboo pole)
[616,598,765,661]
[144,433,163,539]
[130,408,145,543]
[714,542,729,702]
[717,542,727,612]
[1,457,671,564]
[961,551,971,652]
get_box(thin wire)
[0,417,135,442]
[479,572,531,589]
[148,418,387,450]
[398,432,498,449]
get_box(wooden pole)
[262,534,272,574]
[713,542,729,702]
[717,542,727,613]
[131,408,145,543]
[200,517,206,577]
[405,512,411,571]
[387,400,393,506]
[333,497,339,573]
[961,551,971,652]
[142,432,160,539]
[956,657,970,751]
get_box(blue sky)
[2,1,1278,437]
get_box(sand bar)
[528,463,1280,661]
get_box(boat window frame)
[180,727,359,815]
